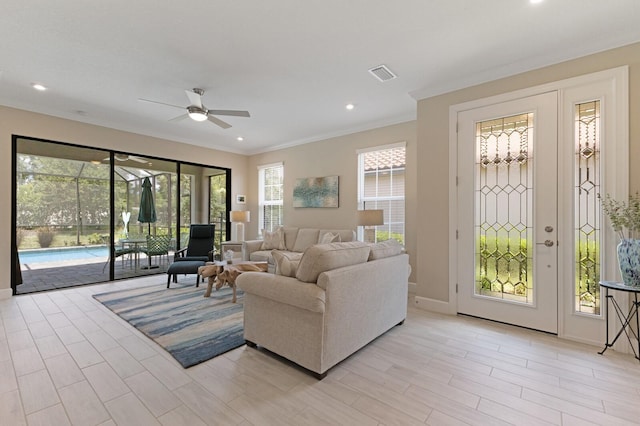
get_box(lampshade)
[230,210,250,223]
[356,209,384,226]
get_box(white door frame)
[448,66,629,346]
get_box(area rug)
[93,284,244,368]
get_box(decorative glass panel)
[475,113,534,304]
[575,101,601,315]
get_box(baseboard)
[413,295,456,315]
[560,333,601,349]
[0,288,13,300]
[408,281,416,295]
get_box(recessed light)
[530,0,543,4]
[31,83,47,91]
[237,136,244,141]
[346,103,355,110]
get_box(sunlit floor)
[1,278,639,425]
[17,254,171,294]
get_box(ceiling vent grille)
[368,64,397,82]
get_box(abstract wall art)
[292,175,339,208]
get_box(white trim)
[414,295,456,315]
[450,67,627,114]
[257,161,283,171]
[449,66,629,342]
[356,141,406,155]
[408,281,417,295]
[0,288,13,300]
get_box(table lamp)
[356,209,384,242]
[230,210,250,242]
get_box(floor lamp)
[356,209,384,243]
[230,210,250,242]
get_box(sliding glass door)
[13,136,229,294]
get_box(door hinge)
[456,230,459,239]
[456,122,459,133]
[456,283,458,293]
[456,176,459,186]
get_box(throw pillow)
[368,239,403,261]
[272,250,303,277]
[261,227,286,250]
[319,232,341,244]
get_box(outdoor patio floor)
[17,255,173,294]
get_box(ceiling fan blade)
[207,109,250,118]
[169,113,189,122]
[207,115,232,129]
[185,89,203,108]
[129,155,148,163]
[138,98,184,109]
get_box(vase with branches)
[598,193,640,286]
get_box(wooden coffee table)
[199,260,268,303]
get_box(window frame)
[258,162,284,235]
[357,142,406,244]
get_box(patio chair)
[174,224,215,262]
[101,236,135,273]
[141,235,172,268]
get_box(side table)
[198,260,268,303]
[598,281,640,361]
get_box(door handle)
[536,240,554,247]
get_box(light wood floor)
[1,276,639,426]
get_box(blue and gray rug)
[93,284,244,368]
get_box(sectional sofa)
[236,239,409,379]
[242,226,356,272]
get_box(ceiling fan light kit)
[187,106,208,122]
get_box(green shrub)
[87,233,103,245]
[375,231,404,245]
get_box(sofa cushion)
[282,227,300,251]
[319,232,341,244]
[261,227,286,250]
[249,250,273,262]
[292,229,320,252]
[295,241,371,283]
[272,250,303,277]
[368,239,403,261]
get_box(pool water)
[19,246,109,264]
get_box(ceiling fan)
[101,154,148,163]
[139,88,250,129]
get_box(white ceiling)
[2,1,640,155]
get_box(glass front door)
[457,92,559,333]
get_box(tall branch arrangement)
[598,193,640,240]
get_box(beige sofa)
[242,227,356,271]
[236,240,409,379]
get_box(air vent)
[368,64,397,82]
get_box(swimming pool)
[19,246,109,264]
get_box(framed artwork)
[236,194,246,204]
[293,175,339,208]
